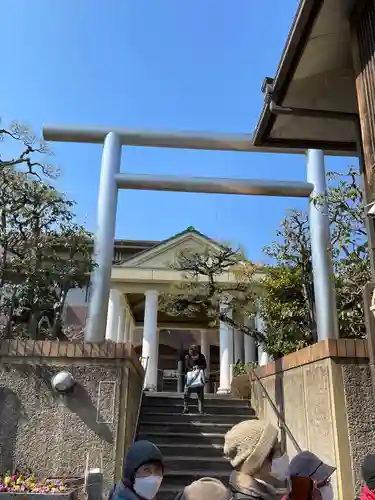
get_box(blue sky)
[0,0,356,262]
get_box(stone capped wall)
[0,340,143,491]
[252,339,372,500]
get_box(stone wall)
[252,339,372,500]
[342,362,375,493]
[0,340,144,491]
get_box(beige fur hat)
[224,420,278,474]
[177,477,230,500]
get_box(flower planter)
[0,476,76,500]
[0,493,76,500]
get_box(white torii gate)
[43,125,339,344]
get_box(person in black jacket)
[108,440,164,500]
[183,344,207,414]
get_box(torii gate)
[43,125,341,344]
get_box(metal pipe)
[42,124,301,153]
[85,132,122,343]
[307,149,339,341]
[115,173,314,198]
[269,101,358,122]
[43,124,348,155]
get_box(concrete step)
[164,456,230,473]
[143,392,249,407]
[158,485,233,500]
[140,412,251,425]
[158,443,223,458]
[138,421,233,434]
[142,403,254,416]
[137,431,225,446]
[161,470,229,489]
[158,487,184,500]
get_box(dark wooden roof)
[252,0,359,155]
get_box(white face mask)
[271,453,290,481]
[133,476,163,500]
[319,484,334,500]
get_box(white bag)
[186,368,205,389]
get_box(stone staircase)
[137,392,256,500]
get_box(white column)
[129,321,135,345]
[117,304,125,343]
[200,330,210,371]
[244,317,257,363]
[256,315,269,366]
[142,290,159,391]
[307,149,338,340]
[123,311,131,343]
[234,329,244,364]
[105,289,121,342]
[155,328,160,391]
[217,304,233,394]
[200,330,210,392]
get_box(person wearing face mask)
[224,419,289,500]
[109,440,164,500]
[287,451,336,500]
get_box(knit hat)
[224,420,278,474]
[362,454,375,491]
[175,478,230,500]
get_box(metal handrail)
[250,367,301,452]
[132,356,149,443]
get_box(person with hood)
[285,451,336,500]
[360,453,375,500]
[109,440,164,500]
[224,419,289,500]
[174,477,231,500]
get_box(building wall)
[252,339,372,500]
[253,359,339,495]
[342,362,375,493]
[0,340,143,491]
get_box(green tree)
[259,208,316,358]
[259,266,311,358]
[260,167,369,357]
[160,168,369,360]
[0,123,56,287]
[0,123,95,339]
[159,245,265,342]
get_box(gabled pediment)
[118,228,223,269]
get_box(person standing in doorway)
[183,344,207,414]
